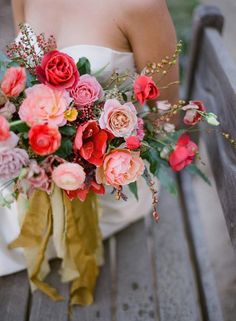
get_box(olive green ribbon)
[9,188,103,305]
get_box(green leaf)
[55,139,73,158]
[186,164,211,185]
[128,181,139,201]
[156,164,178,196]
[10,121,29,133]
[59,125,76,137]
[76,57,91,75]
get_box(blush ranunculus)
[1,66,26,97]
[183,101,206,126]
[169,133,198,172]
[52,162,85,191]
[126,136,141,150]
[99,98,138,138]
[134,75,160,105]
[29,124,61,156]
[70,74,103,107]
[35,50,79,90]
[74,120,109,166]
[96,149,145,188]
[0,115,10,141]
[19,84,71,127]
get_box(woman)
[1,0,179,276]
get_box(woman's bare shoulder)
[120,0,167,14]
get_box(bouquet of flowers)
[0,25,219,305]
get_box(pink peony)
[96,149,145,188]
[0,148,29,180]
[0,115,10,141]
[0,101,16,120]
[99,99,138,138]
[70,74,103,107]
[52,162,86,191]
[1,66,26,97]
[19,84,72,127]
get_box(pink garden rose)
[1,66,26,97]
[70,74,103,107]
[0,115,10,141]
[19,84,72,127]
[96,149,145,188]
[99,99,138,138]
[52,162,86,191]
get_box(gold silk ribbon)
[9,187,103,306]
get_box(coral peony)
[99,99,138,138]
[52,162,85,191]
[19,84,71,127]
[36,50,79,90]
[1,66,26,97]
[74,120,109,166]
[29,124,61,156]
[96,149,145,187]
[70,74,103,107]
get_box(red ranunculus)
[134,75,160,105]
[65,180,105,202]
[36,50,79,90]
[29,124,61,156]
[74,120,109,166]
[126,136,141,150]
[169,133,198,171]
[183,101,206,126]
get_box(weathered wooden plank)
[188,27,236,250]
[29,260,69,321]
[179,172,224,321]
[0,270,30,321]
[72,241,112,321]
[152,186,202,321]
[115,219,158,321]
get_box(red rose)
[29,124,61,156]
[183,101,206,126]
[169,133,198,171]
[66,180,105,202]
[126,136,141,150]
[134,75,160,105]
[74,120,109,166]
[36,50,79,90]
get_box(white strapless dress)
[0,44,154,276]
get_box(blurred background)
[0,0,236,320]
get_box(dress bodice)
[61,44,136,84]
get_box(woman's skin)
[11,0,179,104]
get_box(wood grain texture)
[29,260,69,321]
[187,27,236,249]
[115,219,158,321]
[71,241,112,321]
[152,186,202,321]
[0,270,30,321]
[179,172,224,321]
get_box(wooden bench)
[0,4,235,321]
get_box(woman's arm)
[121,0,179,105]
[11,0,25,34]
